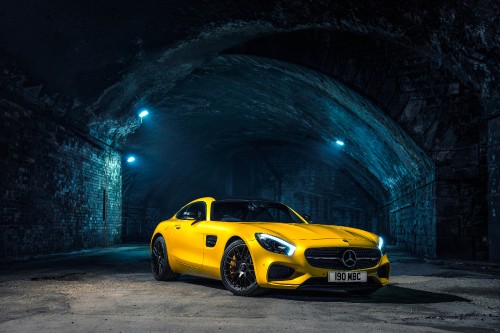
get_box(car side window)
[188,202,207,220]
[176,202,207,220]
[175,205,189,219]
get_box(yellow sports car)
[150,197,390,296]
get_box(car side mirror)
[303,214,313,223]
[183,211,199,220]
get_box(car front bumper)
[247,239,390,290]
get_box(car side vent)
[206,235,217,248]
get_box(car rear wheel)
[220,240,265,296]
[151,236,179,281]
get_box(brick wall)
[0,95,122,259]
[487,115,500,262]
[378,172,436,258]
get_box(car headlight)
[378,236,385,255]
[255,233,296,256]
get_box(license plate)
[328,271,367,283]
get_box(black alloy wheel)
[220,240,264,296]
[151,236,179,281]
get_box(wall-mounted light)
[138,109,149,118]
[126,156,136,163]
[335,140,345,146]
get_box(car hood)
[243,223,377,243]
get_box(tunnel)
[0,0,498,264]
[122,53,432,247]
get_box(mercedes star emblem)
[342,249,357,268]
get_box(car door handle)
[175,224,181,229]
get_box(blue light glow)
[126,156,136,163]
[335,140,345,146]
[378,237,384,251]
[138,109,149,118]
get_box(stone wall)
[0,93,122,259]
[378,172,436,258]
[487,115,500,262]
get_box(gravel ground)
[0,245,498,332]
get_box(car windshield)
[211,201,304,223]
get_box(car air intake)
[267,264,295,280]
[377,263,390,278]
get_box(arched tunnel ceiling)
[125,54,432,207]
[1,0,497,134]
[0,0,495,212]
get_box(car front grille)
[304,247,381,270]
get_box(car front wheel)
[220,240,264,296]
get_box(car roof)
[213,197,283,205]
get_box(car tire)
[220,240,265,296]
[151,236,180,281]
